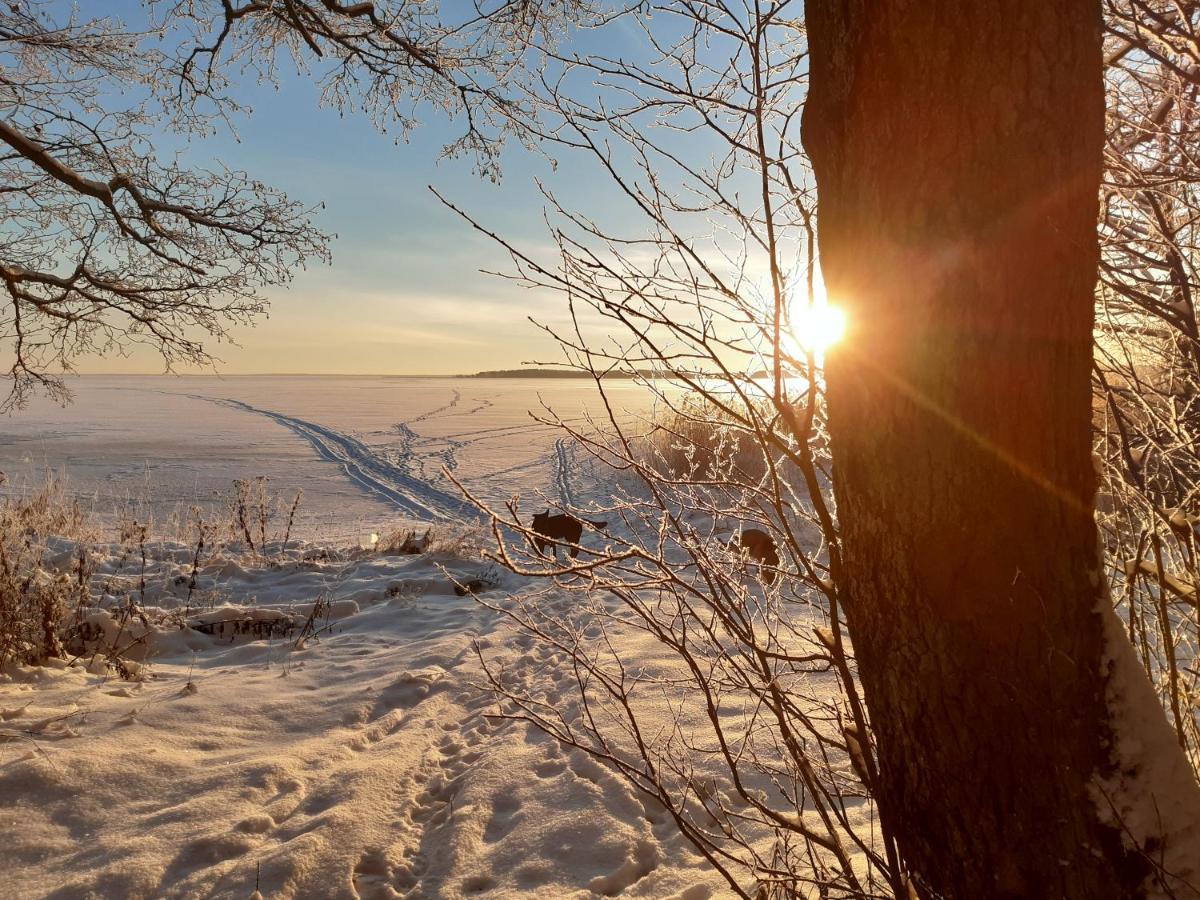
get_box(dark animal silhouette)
[531,509,608,558]
[728,528,780,582]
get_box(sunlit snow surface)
[0,376,772,900]
[1,542,742,900]
[0,376,659,541]
[0,375,878,899]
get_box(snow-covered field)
[0,375,741,899]
[0,376,660,542]
[1,537,727,899]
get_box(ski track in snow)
[199,397,479,522]
[134,385,620,526]
[553,439,575,508]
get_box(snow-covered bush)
[0,479,92,667]
[642,394,789,484]
[0,475,318,674]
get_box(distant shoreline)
[56,370,711,381]
[460,368,654,379]
[64,370,657,379]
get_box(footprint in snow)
[482,790,523,844]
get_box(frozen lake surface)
[0,375,660,540]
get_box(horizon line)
[65,372,473,378]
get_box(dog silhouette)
[728,528,780,582]
[531,509,608,558]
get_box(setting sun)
[791,300,847,354]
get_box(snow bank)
[1094,599,1200,898]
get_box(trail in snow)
[2,542,727,899]
[386,422,421,479]
[408,389,461,425]
[554,439,576,508]
[461,397,494,416]
[385,391,472,480]
[437,437,466,474]
[436,411,642,447]
[198,397,479,522]
[479,457,545,482]
[162,386,611,523]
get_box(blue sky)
[76,2,641,375]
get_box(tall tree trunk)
[802,3,1200,897]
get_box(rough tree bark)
[803,3,1200,898]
